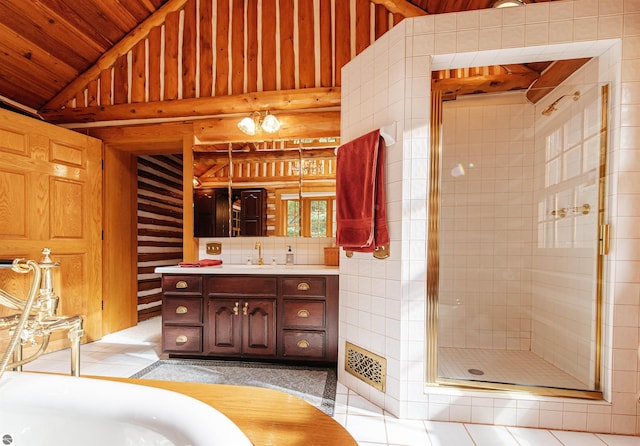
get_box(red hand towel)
[178,259,223,267]
[336,129,389,252]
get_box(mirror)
[193,139,338,237]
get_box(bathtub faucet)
[0,248,84,380]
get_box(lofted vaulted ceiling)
[0,0,578,149]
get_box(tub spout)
[0,249,85,379]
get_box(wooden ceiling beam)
[195,147,336,162]
[42,0,189,111]
[526,58,591,104]
[194,111,340,144]
[370,0,428,16]
[432,71,539,98]
[40,87,341,124]
[83,121,192,153]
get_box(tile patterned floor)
[439,347,588,389]
[22,317,640,446]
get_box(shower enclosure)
[429,60,607,397]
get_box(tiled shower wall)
[339,0,638,435]
[439,94,535,352]
[531,59,602,387]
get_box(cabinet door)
[239,189,266,236]
[207,299,242,355]
[242,299,276,356]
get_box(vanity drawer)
[282,331,325,359]
[280,277,325,298]
[162,297,202,324]
[206,276,277,296]
[162,275,203,294]
[162,326,202,353]
[283,300,325,328]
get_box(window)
[277,189,335,237]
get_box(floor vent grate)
[345,341,386,392]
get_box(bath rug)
[130,359,337,416]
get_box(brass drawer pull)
[175,305,188,314]
[297,309,310,318]
[176,335,188,343]
[296,339,310,349]
[175,280,188,289]
[297,282,310,291]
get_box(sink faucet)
[255,242,263,265]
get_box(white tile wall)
[197,236,335,265]
[439,94,535,353]
[339,0,639,436]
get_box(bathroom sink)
[155,263,339,275]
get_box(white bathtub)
[0,371,253,446]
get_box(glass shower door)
[431,81,608,395]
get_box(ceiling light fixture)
[492,0,525,7]
[237,111,281,136]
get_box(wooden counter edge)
[97,376,358,446]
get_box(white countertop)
[155,264,339,275]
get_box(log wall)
[55,0,402,110]
[137,155,184,321]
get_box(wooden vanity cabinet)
[205,276,277,358]
[161,275,204,354]
[161,273,338,363]
[279,276,339,362]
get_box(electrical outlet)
[206,242,222,255]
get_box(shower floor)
[438,347,589,390]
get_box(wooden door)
[0,109,103,350]
[242,299,276,356]
[207,298,242,355]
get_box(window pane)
[310,200,327,237]
[287,200,300,237]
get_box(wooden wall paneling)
[164,10,181,101]
[231,0,245,95]
[279,0,295,90]
[182,0,197,99]
[261,0,277,91]
[199,0,214,97]
[375,4,389,39]
[215,0,230,96]
[103,144,137,335]
[355,0,371,56]
[334,0,350,86]
[113,53,129,105]
[393,12,403,25]
[246,0,259,93]
[319,0,332,87]
[136,154,183,321]
[99,68,112,106]
[298,0,315,89]
[131,40,146,103]
[148,26,163,102]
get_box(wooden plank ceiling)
[0,0,578,146]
